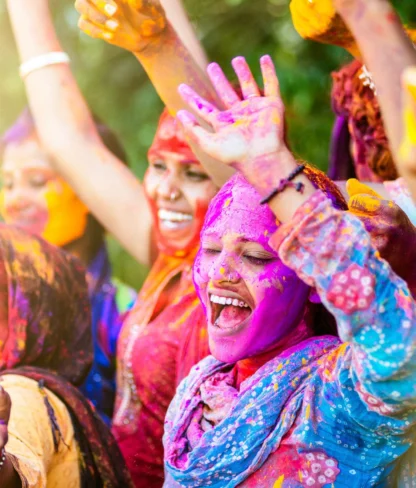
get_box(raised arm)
[75,0,234,186]
[334,0,416,156]
[6,0,153,266]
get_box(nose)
[210,252,240,285]
[4,186,31,210]
[157,171,182,202]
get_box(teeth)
[210,294,249,308]
[158,209,193,222]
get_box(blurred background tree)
[0,0,415,288]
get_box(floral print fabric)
[163,191,416,487]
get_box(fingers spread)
[207,63,241,109]
[178,84,219,124]
[231,56,261,99]
[260,55,280,98]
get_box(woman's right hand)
[0,386,11,451]
[75,0,167,53]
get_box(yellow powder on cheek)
[41,181,89,247]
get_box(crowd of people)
[0,0,416,486]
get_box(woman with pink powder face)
[162,56,416,487]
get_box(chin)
[209,338,248,364]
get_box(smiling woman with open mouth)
[162,56,416,488]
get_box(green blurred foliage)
[0,0,415,288]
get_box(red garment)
[112,250,208,487]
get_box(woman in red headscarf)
[6,0,221,485]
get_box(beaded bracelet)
[0,448,6,472]
[260,164,306,205]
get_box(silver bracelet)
[0,448,6,471]
[19,52,70,80]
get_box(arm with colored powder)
[74,0,234,186]
[334,0,416,156]
[6,0,153,266]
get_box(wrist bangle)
[260,164,306,205]
[19,52,70,80]
[0,448,6,472]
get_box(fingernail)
[176,110,194,125]
[207,62,220,74]
[260,54,272,64]
[104,4,117,16]
[178,84,192,95]
[103,32,114,40]
[106,19,119,30]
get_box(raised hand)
[0,385,11,451]
[289,0,356,54]
[346,178,416,293]
[75,0,167,53]
[177,55,289,189]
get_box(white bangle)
[19,52,70,80]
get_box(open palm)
[177,56,286,173]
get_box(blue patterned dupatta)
[164,335,340,488]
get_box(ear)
[308,287,322,304]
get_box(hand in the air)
[0,385,11,451]
[75,0,167,53]
[289,0,356,52]
[347,178,416,292]
[177,55,287,190]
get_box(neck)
[235,316,314,389]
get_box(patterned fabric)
[164,191,416,487]
[80,245,136,425]
[330,60,396,182]
[113,249,208,488]
[384,177,416,226]
[0,225,133,487]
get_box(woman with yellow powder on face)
[5,0,224,485]
[0,109,137,426]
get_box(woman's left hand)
[347,179,416,293]
[177,55,289,191]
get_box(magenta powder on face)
[194,173,311,363]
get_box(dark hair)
[0,109,128,249]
